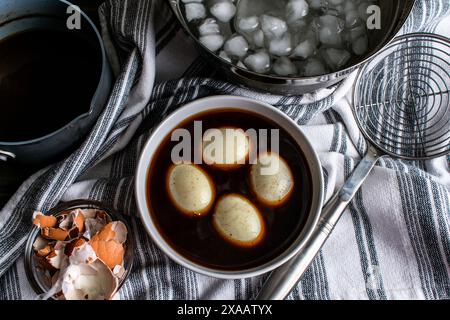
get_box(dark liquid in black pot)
[0,29,101,142]
[147,110,312,270]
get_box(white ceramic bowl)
[135,95,323,279]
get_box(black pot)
[0,0,112,165]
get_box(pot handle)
[0,150,16,161]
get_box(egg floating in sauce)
[249,152,294,207]
[166,164,215,216]
[202,127,250,170]
[212,194,265,248]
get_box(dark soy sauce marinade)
[147,110,312,270]
[0,29,101,142]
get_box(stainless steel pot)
[168,0,415,95]
[0,0,112,165]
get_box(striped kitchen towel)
[0,0,449,300]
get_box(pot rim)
[135,95,324,279]
[0,0,110,146]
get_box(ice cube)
[291,38,316,59]
[323,48,350,70]
[288,17,308,33]
[185,3,206,22]
[273,57,297,76]
[319,26,343,47]
[348,24,366,42]
[315,14,345,47]
[286,0,309,24]
[327,0,344,5]
[237,16,260,33]
[303,58,327,76]
[327,0,346,8]
[253,29,265,47]
[316,15,344,32]
[345,9,361,28]
[358,1,373,21]
[307,0,323,10]
[199,18,220,36]
[269,32,292,56]
[352,35,368,56]
[199,34,224,52]
[244,50,271,74]
[260,15,288,39]
[224,35,249,59]
[219,50,231,62]
[344,0,356,11]
[210,0,236,23]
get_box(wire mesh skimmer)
[257,33,450,300]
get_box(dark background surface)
[0,1,104,208]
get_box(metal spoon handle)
[256,147,381,300]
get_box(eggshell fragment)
[93,221,127,244]
[83,211,110,240]
[58,213,74,230]
[113,265,126,278]
[33,236,49,252]
[89,238,124,270]
[32,212,57,228]
[73,210,85,233]
[53,240,66,251]
[46,249,68,270]
[37,245,54,258]
[88,222,127,269]
[61,259,118,300]
[249,152,294,207]
[80,209,93,218]
[166,164,215,216]
[70,242,98,265]
[212,194,265,247]
[64,238,86,256]
[42,227,70,241]
[202,127,250,170]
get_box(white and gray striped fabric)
[0,0,449,300]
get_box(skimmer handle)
[256,147,381,300]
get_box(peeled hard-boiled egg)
[212,194,265,247]
[166,164,215,216]
[202,127,250,170]
[249,152,294,207]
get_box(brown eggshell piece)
[89,238,124,269]
[33,236,49,252]
[88,221,127,269]
[61,259,118,300]
[37,245,54,258]
[46,249,67,269]
[41,227,69,241]
[73,210,85,233]
[32,212,57,228]
[65,238,86,256]
[94,222,116,242]
[69,242,98,265]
